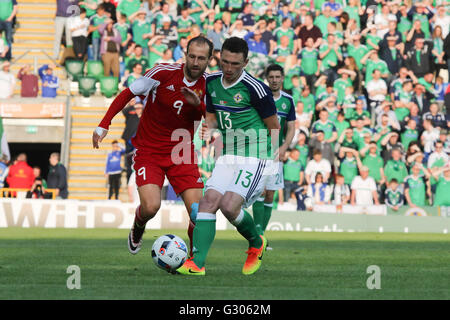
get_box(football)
[151,234,188,273]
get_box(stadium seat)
[78,76,97,97]
[100,76,118,98]
[65,59,84,81]
[86,60,104,81]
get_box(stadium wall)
[1,199,449,234]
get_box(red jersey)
[6,161,34,189]
[99,63,206,155]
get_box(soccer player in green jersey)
[252,64,296,247]
[178,37,281,276]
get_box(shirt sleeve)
[286,96,296,122]
[245,77,277,119]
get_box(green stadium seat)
[65,59,84,81]
[100,76,118,98]
[86,60,104,81]
[78,76,97,97]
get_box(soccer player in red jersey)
[92,36,214,255]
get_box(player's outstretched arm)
[92,87,135,149]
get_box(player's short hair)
[221,37,249,60]
[50,152,60,161]
[187,36,214,58]
[112,140,118,144]
[336,174,344,179]
[313,149,322,156]
[390,178,398,184]
[265,64,284,77]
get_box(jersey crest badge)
[233,92,243,103]
[282,103,287,110]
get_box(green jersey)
[353,127,372,148]
[295,144,309,169]
[126,56,149,72]
[385,187,404,207]
[333,78,352,104]
[363,154,384,182]
[299,93,315,115]
[177,16,196,39]
[199,155,215,181]
[320,42,342,70]
[366,33,381,51]
[347,44,369,70]
[132,20,152,48]
[311,120,337,141]
[434,175,450,206]
[298,48,319,75]
[314,15,335,35]
[274,91,296,147]
[365,59,389,84]
[0,0,13,20]
[340,157,359,185]
[412,13,431,39]
[90,14,107,39]
[81,0,100,18]
[114,22,130,43]
[274,27,297,51]
[397,16,412,41]
[284,157,303,182]
[335,119,350,138]
[384,160,408,184]
[401,128,419,150]
[117,0,142,19]
[405,175,427,206]
[148,43,168,68]
[206,71,277,159]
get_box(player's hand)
[92,126,108,149]
[199,121,210,140]
[181,87,201,106]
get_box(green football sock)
[252,199,265,236]
[192,212,216,269]
[232,209,262,248]
[261,202,273,233]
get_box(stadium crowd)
[1,0,450,208]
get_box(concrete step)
[15,27,55,34]
[14,34,55,42]
[16,12,55,19]
[13,42,54,49]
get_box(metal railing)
[0,188,59,199]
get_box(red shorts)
[132,149,204,195]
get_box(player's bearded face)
[185,43,210,80]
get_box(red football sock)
[134,205,147,228]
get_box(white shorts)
[205,155,274,208]
[265,161,284,191]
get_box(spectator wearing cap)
[156,16,179,49]
[350,166,380,206]
[379,35,404,76]
[128,9,152,57]
[38,64,59,98]
[0,61,15,99]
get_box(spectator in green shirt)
[283,148,304,203]
[404,162,431,207]
[384,148,409,185]
[431,165,450,206]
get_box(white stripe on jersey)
[243,74,266,99]
[144,63,182,79]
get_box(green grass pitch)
[0,228,449,300]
